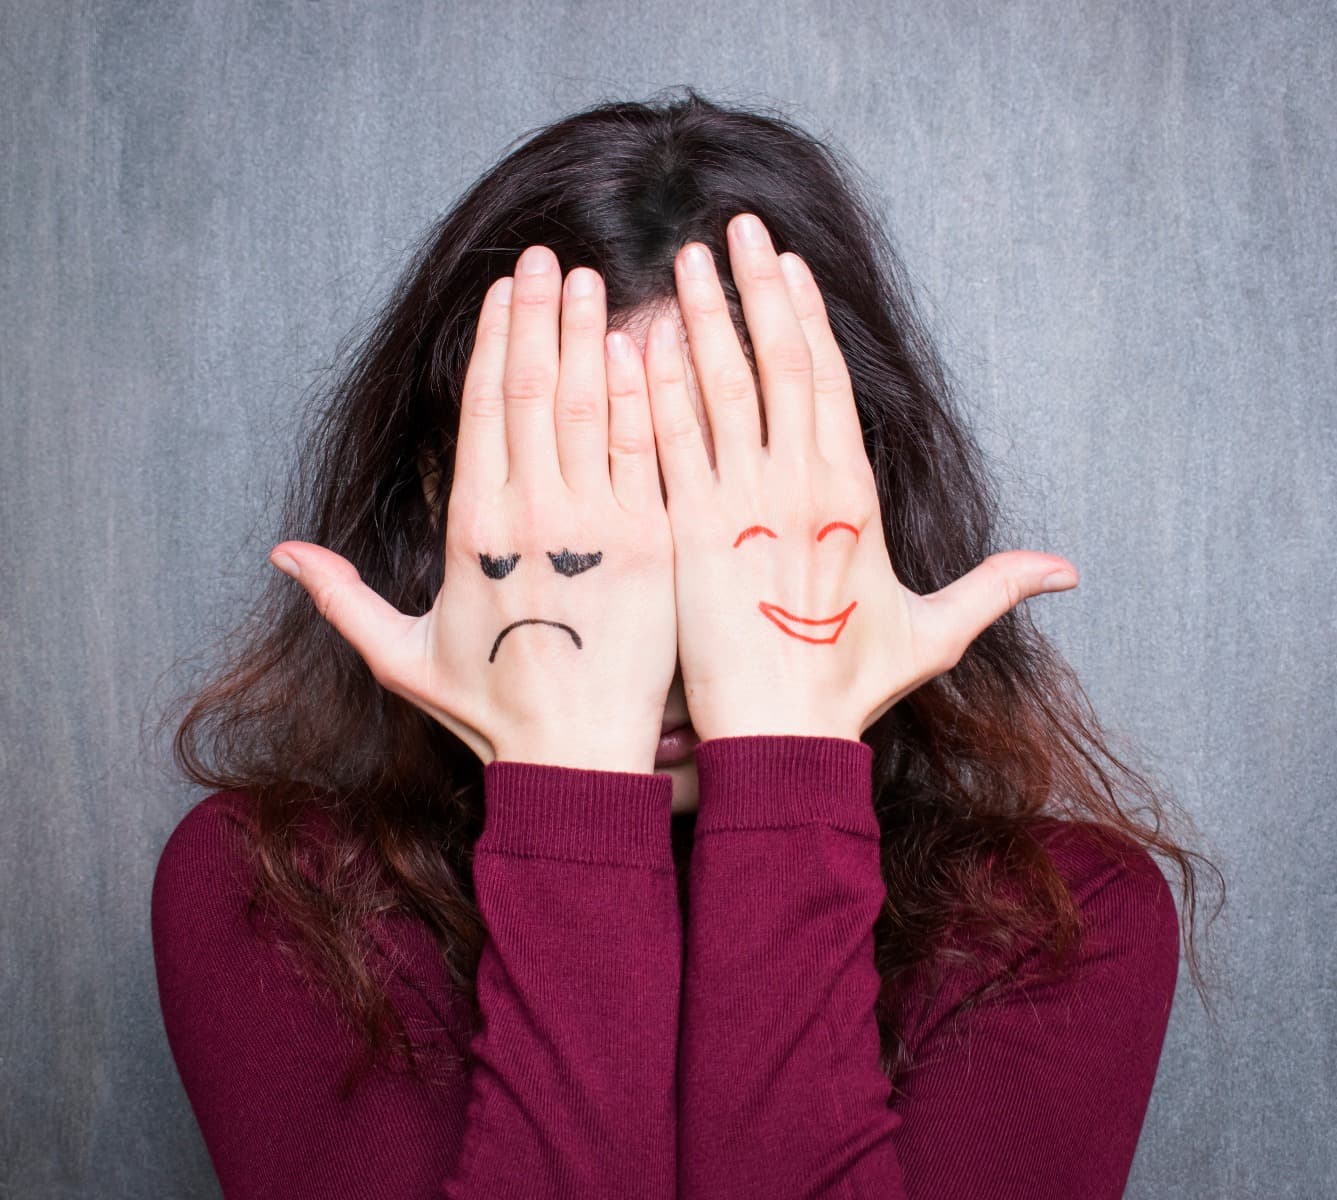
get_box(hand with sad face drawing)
[268,247,677,772]
[645,213,1080,742]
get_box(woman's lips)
[655,723,700,767]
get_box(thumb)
[269,541,421,688]
[917,551,1078,668]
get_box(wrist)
[693,735,878,837]
[696,721,862,743]
[687,695,860,744]
[492,725,660,774]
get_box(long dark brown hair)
[167,88,1223,1097]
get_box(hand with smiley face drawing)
[646,213,1080,743]
[268,247,677,772]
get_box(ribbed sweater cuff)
[694,735,879,839]
[479,761,675,868]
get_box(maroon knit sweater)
[151,735,1180,1198]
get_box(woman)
[153,90,1219,1198]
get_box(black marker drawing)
[479,552,520,579]
[547,548,603,577]
[477,547,602,662]
[488,619,583,663]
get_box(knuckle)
[479,310,512,340]
[646,355,684,387]
[764,339,812,378]
[662,416,703,448]
[505,363,555,403]
[606,375,642,402]
[608,429,652,458]
[556,389,600,425]
[515,485,562,528]
[512,281,556,308]
[743,257,785,287]
[831,468,875,510]
[444,517,477,556]
[460,384,505,418]
[984,555,1025,611]
[560,304,602,334]
[311,581,342,624]
[680,289,724,321]
[846,458,878,498]
[444,502,493,552]
[714,369,757,407]
[812,355,850,391]
[623,529,672,569]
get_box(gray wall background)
[3,1,1333,1196]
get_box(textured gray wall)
[3,2,1332,1196]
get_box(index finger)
[453,275,513,496]
[776,252,868,474]
[726,213,816,461]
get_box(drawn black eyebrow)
[547,549,603,577]
[479,552,520,579]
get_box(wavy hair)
[168,88,1223,1097]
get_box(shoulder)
[154,788,261,860]
[151,791,261,926]
[916,817,1181,1012]
[150,788,356,992]
[900,816,1182,1068]
[152,790,257,905]
[150,790,467,1042]
[1025,816,1182,1000]
[149,791,268,991]
[1033,817,1180,941]
[151,788,346,926]
[149,794,473,1186]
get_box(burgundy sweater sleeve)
[151,764,681,1199]
[444,762,681,1196]
[677,735,1180,1200]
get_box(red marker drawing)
[816,520,859,542]
[733,519,861,643]
[733,525,778,547]
[757,599,858,644]
[734,520,860,548]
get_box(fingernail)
[271,552,300,579]
[518,245,552,275]
[733,214,765,245]
[607,331,631,358]
[1043,569,1077,589]
[779,254,805,290]
[494,277,513,305]
[680,243,712,277]
[653,317,678,347]
[567,268,597,298]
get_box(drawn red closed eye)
[732,525,778,547]
[733,521,859,548]
[816,521,860,542]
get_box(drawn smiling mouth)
[488,618,583,663]
[758,599,858,644]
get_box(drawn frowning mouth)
[488,618,582,663]
[758,600,858,644]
